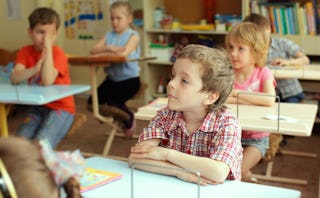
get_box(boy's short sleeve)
[138,109,168,142]
[15,48,28,65]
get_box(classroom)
[0,0,320,197]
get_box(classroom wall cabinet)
[247,0,320,55]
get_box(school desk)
[134,97,318,185]
[134,98,318,137]
[269,64,320,80]
[0,84,90,137]
[73,156,301,198]
[68,55,156,156]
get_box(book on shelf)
[280,7,288,34]
[268,6,277,33]
[80,167,122,193]
[305,1,317,35]
[298,6,308,35]
[312,0,320,34]
[251,1,318,36]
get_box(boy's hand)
[35,49,47,72]
[270,58,288,66]
[130,144,169,161]
[44,26,57,49]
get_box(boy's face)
[28,23,57,51]
[167,58,210,113]
[110,7,132,34]
[227,37,255,70]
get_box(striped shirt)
[138,107,243,180]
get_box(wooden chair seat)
[83,82,147,158]
[66,113,87,138]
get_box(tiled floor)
[8,95,320,198]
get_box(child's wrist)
[165,149,172,161]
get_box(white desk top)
[270,64,320,80]
[74,157,300,198]
[135,98,318,137]
[0,84,90,105]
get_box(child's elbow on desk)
[264,99,276,107]
[209,161,230,183]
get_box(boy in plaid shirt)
[129,44,242,184]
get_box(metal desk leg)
[0,104,9,137]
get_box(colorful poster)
[64,0,104,39]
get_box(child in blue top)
[87,1,141,136]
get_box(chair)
[82,82,147,159]
[65,113,87,138]
[251,133,317,185]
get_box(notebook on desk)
[135,98,168,120]
[80,167,122,192]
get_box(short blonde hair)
[225,22,269,67]
[177,44,234,112]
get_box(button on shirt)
[267,37,303,99]
[138,107,243,180]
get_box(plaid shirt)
[267,37,303,99]
[138,107,243,180]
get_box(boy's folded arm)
[41,49,58,86]
[295,52,310,65]
[128,156,181,176]
[10,64,36,84]
[166,149,230,183]
[129,139,229,183]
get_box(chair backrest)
[264,133,283,161]
[0,49,17,66]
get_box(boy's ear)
[203,92,219,106]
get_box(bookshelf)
[142,0,242,102]
[247,0,320,55]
